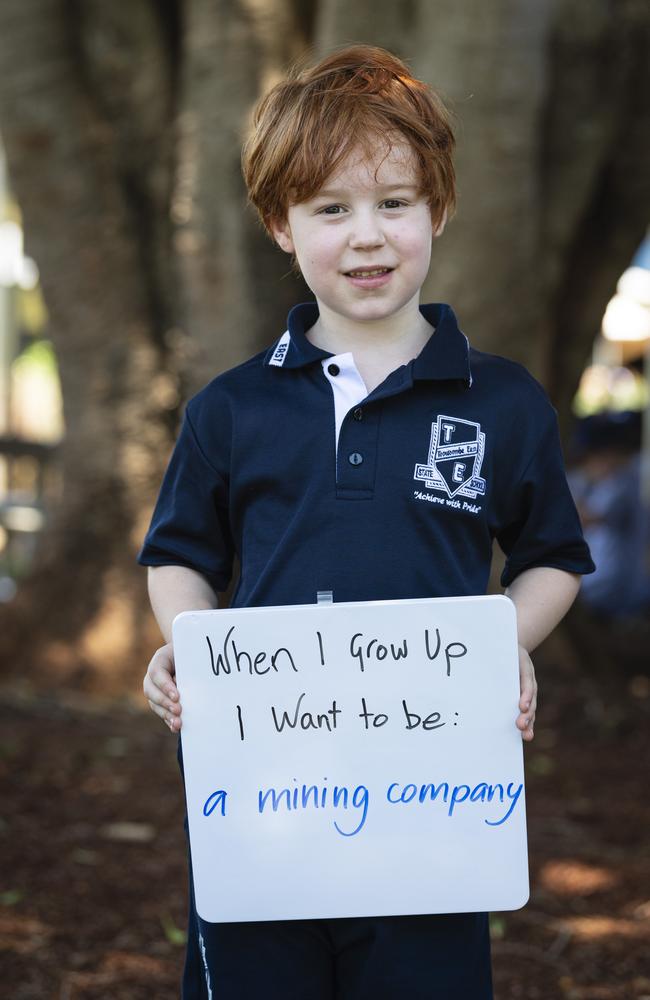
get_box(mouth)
[344,267,394,278]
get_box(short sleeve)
[137,406,234,591]
[497,407,595,588]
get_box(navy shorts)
[182,859,493,999]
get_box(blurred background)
[0,2,648,998]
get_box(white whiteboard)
[173,595,529,923]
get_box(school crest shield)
[414,415,487,499]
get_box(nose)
[348,210,386,250]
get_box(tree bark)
[413,0,554,374]
[314,0,415,55]
[0,0,179,685]
[412,0,650,421]
[176,0,310,392]
[542,0,650,423]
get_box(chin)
[347,301,411,322]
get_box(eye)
[381,199,408,210]
[317,204,346,215]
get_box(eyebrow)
[313,183,420,198]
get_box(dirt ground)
[2,631,649,1000]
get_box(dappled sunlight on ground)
[539,859,619,896]
[559,915,649,940]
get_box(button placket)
[321,353,378,494]
[336,404,380,496]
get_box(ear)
[270,218,295,254]
[433,208,447,239]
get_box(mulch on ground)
[1,634,649,999]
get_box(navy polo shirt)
[138,302,594,605]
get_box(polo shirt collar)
[264,301,472,385]
[413,303,472,384]
[264,303,331,369]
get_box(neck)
[306,298,433,364]
[306,298,434,395]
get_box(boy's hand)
[143,642,182,733]
[516,645,536,742]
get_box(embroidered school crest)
[414,415,487,499]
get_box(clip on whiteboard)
[316,590,334,605]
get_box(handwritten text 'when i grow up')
[205,624,467,681]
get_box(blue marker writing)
[257,779,370,836]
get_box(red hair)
[242,45,456,234]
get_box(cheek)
[391,213,432,247]
[303,235,341,271]
[395,226,432,265]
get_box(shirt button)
[348,452,363,466]
[327,363,340,376]
[353,407,363,421]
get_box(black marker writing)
[423,628,467,676]
[270,692,341,733]
[402,700,445,730]
[349,633,408,673]
[206,628,298,678]
[358,697,389,728]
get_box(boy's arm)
[505,566,581,742]
[143,565,218,732]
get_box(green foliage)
[11,338,59,378]
[160,913,187,947]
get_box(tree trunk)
[314,0,415,55]
[414,0,554,375]
[0,0,180,686]
[175,0,310,392]
[542,0,650,423]
[0,0,313,688]
[412,0,650,422]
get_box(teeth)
[348,268,389,277]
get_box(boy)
[140,45,594,999]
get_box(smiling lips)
[344,266,394,288]
[345,266,393,277]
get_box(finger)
[147,650,179,698]
[148,701,182,734]
[516,708,535,730]
[518,660,537,712]
[143,665,179,704]
[516,673,536,733]
[516,684,536,740]
[143,647,183,729]
[522,678,538,718]
[519,687,537,715]
[144,672,181,707]
[144,676,182,724]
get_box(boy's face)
[271,141,444,329]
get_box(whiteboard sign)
[173,595,529,922]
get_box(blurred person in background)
[569,410,650,626]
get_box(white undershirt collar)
[321,354,368,448]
